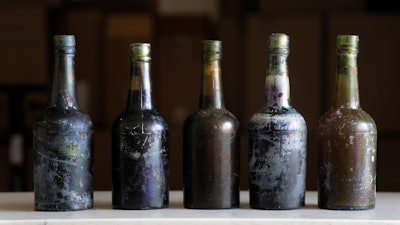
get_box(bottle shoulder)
[318,107,376,133]
[255,105,300,115]
[34,106,93,131]
[183,108,239,132]
[249,106,306,131]
[112,109,169,133]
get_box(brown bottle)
[317,35,377,210]
[183,40,240,209]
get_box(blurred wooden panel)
[157,0,219,18]
[0,94,9,135]
[0,0,61,7]
[106,14,153,39]
[0,7,48,85]
[0,145,8,191]
[93,129,112,190]
[377,138,400,191]
[259,0,365,13]
[245,14,322,190]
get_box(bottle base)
[250,202,304,210]
[250,197,305,210]
[184,202,239,209]
[318,203,375,210]
[113,204,166,210]
[35,203,93,211]
[184,205,239,210]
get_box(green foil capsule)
[317,35,377,210]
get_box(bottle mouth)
[130,43,151,61]
[54,35,75,47]
[337,35,359,54]
[268,33,289,55]
[54,35,76,54]
[202,40,222,60]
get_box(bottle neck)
[200,59,224,109]
[50,52,78,108]
[265,54,291,108]
[334,53,360,109]
[127,60,153,110]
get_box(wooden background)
[0,0,399,192]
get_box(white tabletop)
[0,191,399,224]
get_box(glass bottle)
[33,35,93,211]
[112,43,169,209]
[183,40,240,209]
[248,33,307,210]
[317,35,377,210]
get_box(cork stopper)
[54,35,75,53]
[202,40,222,60]
[268,33,289,54]
[130,43,151,61]
[337,35,359,54]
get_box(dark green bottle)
[112,43,169,209]
[33,35,93,211]
[317,35,377,210]
[183,40,240,209]
[248,33,307,209]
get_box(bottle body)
[183,40,240,209]
[317,35,377,210]
[33,35,93,211]
[318,108,376,210]
[183,109,240,208]
[112,110,169,209]
[33,108,93,211]
[248,33,307,209]
[248,108,307,209]
[112,43,170,209]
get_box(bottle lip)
[54,35,75,48]
[269,33,289,48]
[54,35,76,54]
[268,33,289,55]
[337,35,359,54]
[202,40,222,60]
[130,43,151,61]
